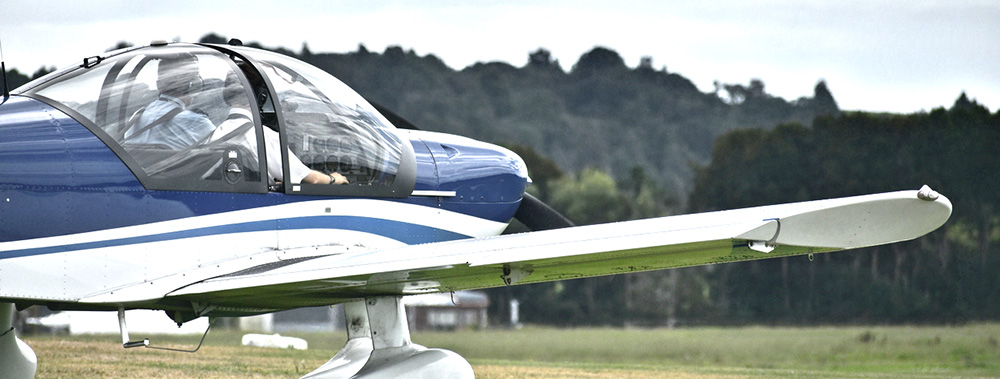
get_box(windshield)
[233,47,404,191]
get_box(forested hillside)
[684,98,1000,324]
[492,95,998,327]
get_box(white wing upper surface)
[156,188,951,312]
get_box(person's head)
[155,53,202,99]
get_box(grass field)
[22,323,1000,378]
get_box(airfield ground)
[23,323,1000,378]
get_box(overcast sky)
[1,0,997,113]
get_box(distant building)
[404,291,489,331]
[239,291,490,333]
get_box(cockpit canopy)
[16,42,415,197]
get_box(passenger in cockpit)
[210,72,348,186]
[123,53,216,149]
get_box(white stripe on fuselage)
[0,199,505,253]
[0,199,507,304]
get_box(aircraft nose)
[496,146,531,188]
[422,134,530,203]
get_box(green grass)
[23,323,1000,378]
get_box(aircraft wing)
[138,187,951,311]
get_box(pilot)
[123,53,216,149]
[210,71,348,185]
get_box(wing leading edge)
[152,187,951,312]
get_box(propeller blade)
[515,192,574,231]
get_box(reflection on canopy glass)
[238,47,403,188]
[24,45,263,191]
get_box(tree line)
[496,95,997,326]
[685,96,999,325]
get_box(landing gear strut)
[301,296,474,379]
[0,303,37,379]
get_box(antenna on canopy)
[1,36,10,104]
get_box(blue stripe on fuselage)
[0,216,471,259]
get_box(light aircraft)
[0,40,952,378]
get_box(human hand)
[329,172,349,185]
